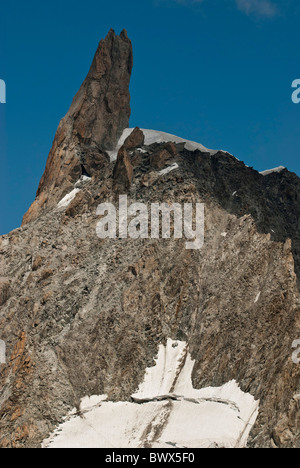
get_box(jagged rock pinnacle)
[23,29,133,225]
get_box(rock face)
[1,32,300,448]
[0,278,10,307]
[123,126,145,151]
[22,29,133,225]
[113,146,133,193]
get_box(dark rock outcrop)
[123,127,145,150]
[0,278,10,306]
[113,145,133,193]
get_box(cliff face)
[22,29,133,225]
[1,31,300,448]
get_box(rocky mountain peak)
[22,29,133,225]
[1,31,300,449]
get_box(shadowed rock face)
[22,29,133,225]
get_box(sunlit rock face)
[22,29,133,225]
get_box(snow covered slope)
[57,176,91,209]
[107,128,229,162]
[57,188,81,209]
[260,166,286,176]
[42,340,259,449]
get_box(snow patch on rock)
[108,128,230,162]
[57,188,81,209]
[260,166,285,176]
[74,175,91,188]
[254,292,261,303]
[42,339,259,449]
[159,163,179,176]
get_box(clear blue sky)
[1,0,300,235]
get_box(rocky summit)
[22,28,133,226]
[1,30,300,448]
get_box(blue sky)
[0,0,300,234]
